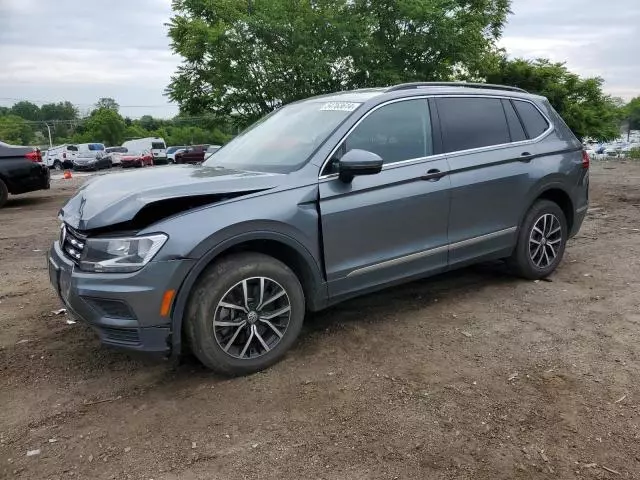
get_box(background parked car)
[174,144,209,164]
[0,140,50,208]
[122,137,167,164]
[45,144,78,170]
[72,143,111,171]
[120,150,154,168]
[166,146,186,163]
[105,146,127,166]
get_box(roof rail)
[386,82,528,94]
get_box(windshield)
[166,146,184,154]
[151,142,165,149]
[203,100,361,173]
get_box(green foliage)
[167,0,511,126]
[0,115,34,144]
[84,108,126,146]
[40,101,78,122]
[624,97,640,131]
[10,101,41,121]
[94,97,120,112]
[628,148,640,160]
[483,58,621,141]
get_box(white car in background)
[105,146,127,166]
[45,144,78,170]
[122,137,167,164]
[166,146,186,163]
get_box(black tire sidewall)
[185,253,305,376]
[512,200,568,279]
[0,179,8,208]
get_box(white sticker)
[319,101,360,112]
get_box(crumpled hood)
[60,164,285,231]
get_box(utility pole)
[45,123,53,148]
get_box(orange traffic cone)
[63,169,72,180]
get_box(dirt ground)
[1,163,639,480]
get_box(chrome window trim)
[318,94,553,180]
[345,227,517,278]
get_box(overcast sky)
[0,0,638,118]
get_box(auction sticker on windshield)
[319,102,361,112]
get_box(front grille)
[61,224,86,263]
[100,326,140,345]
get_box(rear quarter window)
[513,100,550,139]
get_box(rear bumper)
[9,164,50,194]
[48,240,195,354]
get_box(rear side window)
[502,100,527,142]
[343,98,433,165]
[67,145,78,152]
[513,100,549,139]
[437,97,510,153]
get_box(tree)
[84,108,126,146]
[625,97,640,131]
[40,101,78,122]
[94,97,120,112]
[0,115,34,144]
[10,101,40,121]
[483,58,621,141]
[139,115,159,131]
[167,0,511,126]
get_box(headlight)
[79,234,168,273]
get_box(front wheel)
[0,178,8,209]
[509,200,568,279]
[185,253,305,376]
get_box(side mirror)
[338,149,383,183]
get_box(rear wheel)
[0,178,8,208]
[53,160,62,171]
[185,253,305,376]
[509,200,568,279]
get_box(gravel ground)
[1,162,639,480]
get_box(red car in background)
[120,150,154,168]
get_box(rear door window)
[437,97,510,153]
[513,100,550,139]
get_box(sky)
[0,0,638,119]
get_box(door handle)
[519,152,535,162]
[421,169,447,181]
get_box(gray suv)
[48,82,589,375]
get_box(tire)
[509,200,568,279]
[185,252,305,376]
[53,160,62,171]
[0,178,8,209]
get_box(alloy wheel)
[213,276,291,359]
[529,213,562,268]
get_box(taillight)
[582,150,590,169]
[63,152,67,159]
[25,149,42,162]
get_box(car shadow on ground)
[12,260,520,385]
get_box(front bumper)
[48,240,195,353]
[73,163,97,171]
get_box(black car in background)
[0,141,50,208]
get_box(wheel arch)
[170,231,328,357]
[532,187,574,233]
[523,182,575,233]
